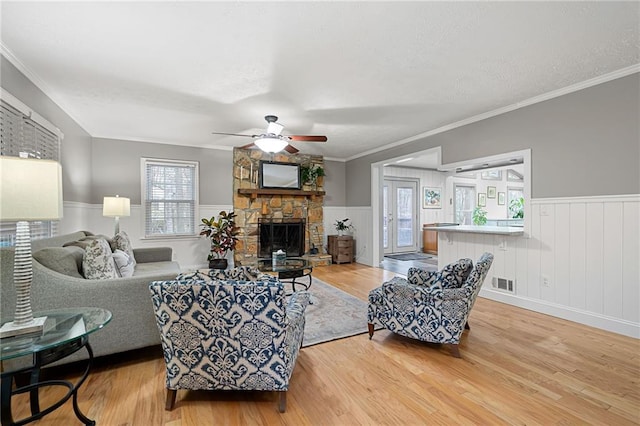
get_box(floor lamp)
[0,157,63,338]
[103,195,130,235]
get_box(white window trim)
[140,157,199,239]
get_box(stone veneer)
[232,148,330,266]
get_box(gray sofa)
[0,231,181,363]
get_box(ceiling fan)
[212,115,327,154]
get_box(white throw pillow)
[113,231,136,266]
[112,249,135,278]
[82,238,118,280]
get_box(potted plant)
[300,164,325,189]
[472,207,487,225]
[509,197,524,219]
[334,218,354,236]
[200,210,239,269]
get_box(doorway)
[383,178,419,254]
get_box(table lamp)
[0,157,63,338]
[103,195,130,235]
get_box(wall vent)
[492,277,515,293]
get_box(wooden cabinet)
[422,224,438,254]
[328,235,355,264]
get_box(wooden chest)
[327,235,355,264]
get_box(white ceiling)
[1,2,638,165]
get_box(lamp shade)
[0,157,63,221]
[254,136,288,153]
[103,196,130,217]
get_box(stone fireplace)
[232,148,331,266]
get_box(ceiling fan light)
[255,136,288,153]
[267,122,284,136]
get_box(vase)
[209,258,228,270]
[338,230,344,236]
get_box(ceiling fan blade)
[288,135,327,142]
[239,142,256,149]
[284,144,299,154]
[211,132,256,138]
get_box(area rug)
[385,252,432,261]
[301,278,370,347]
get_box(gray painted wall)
[322,160,346,206]
[346,74,640,206]
[1,56,93,203]
[91,138,233,205]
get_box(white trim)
[479,288,639,339]
[346,65,640,162]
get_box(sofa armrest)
[133,247,172,263]
[286,290,311,325]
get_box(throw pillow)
[407,267,440,287]
[33,246,85,279]
[112,249,135,278]
[82,238,118,280]
[113,231,136,266]
[439,258,473,289]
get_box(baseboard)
[479,288,639,338]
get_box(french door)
[383,178,419,254]
[454,184,476,225]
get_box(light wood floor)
[8,263,640,425]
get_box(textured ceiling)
[1,2,638,163]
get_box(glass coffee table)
[256,257,313,292]
[0,307,111,426]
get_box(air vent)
[492,277,515,293]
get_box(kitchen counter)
[422,224,525,236]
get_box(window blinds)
[0,100,61,246]
[143,159,198,238]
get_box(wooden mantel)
[237,188,326,200]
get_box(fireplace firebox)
[258,218,305,258]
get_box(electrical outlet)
[541,275,550,287]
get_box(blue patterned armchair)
[149,275,310,412]
[367,252,494,357]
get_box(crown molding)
[346,64,640,162]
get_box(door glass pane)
[455,185,475,225]
[383,185,389,249]
[508,188,524,218]
[396,187,413,247]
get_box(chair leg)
[165,389,177,411]
[278,391,287,413]
[447,344,462,358]
[465,322,470,330]
[368,323,374,339]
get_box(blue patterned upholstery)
[367,253,493,357]
[149,277,310,412]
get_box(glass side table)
[0,307,112,426]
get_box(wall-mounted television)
[259,161,301,189]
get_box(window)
[507,187,524,219]
[0,95,61,246]
[142,158,198,238]
[454,184,476,225]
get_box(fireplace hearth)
[258,218,306,258]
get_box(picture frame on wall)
[481,170,502,180]
[478,193,487,207]
[487,186,496,198]
[498,192,506,205]
[423,186,442,209]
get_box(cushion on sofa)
[406,267,440,287]
[63,235,113,250]
[133,261,181,277]
[33,246,85,278]
[113,231,136,266]
[112,249,135,277]
[83,238,119,280]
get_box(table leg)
[1,373,14,425]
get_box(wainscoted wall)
[436,195,639,338]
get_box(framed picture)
[487,186,496,198]
[423,187,442,209]
[478,193,487,207]
[498,192,506,205]
[481,170,502,181]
